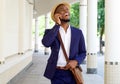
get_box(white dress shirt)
[57,25,71,67]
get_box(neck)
[61,23,69,32]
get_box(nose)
[64,9,69,15]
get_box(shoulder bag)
[58,31,84,84]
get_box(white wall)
[0,0,6,62]
[24,1,31,51]
[0,0,33,58]
[0,0,33,83]
[3,0,19,57]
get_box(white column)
[0,0,5,64]
[87,0,97,74]
[18,0,26,55]
[80,0,87,46]
[79,0,87,64]
[105,0,120,84]
[44,14,50,55]
[34,17,39,52]
[28,3,33,51]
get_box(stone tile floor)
[12,52,104,84]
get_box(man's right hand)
[65,60,78,70]
[54,14,61,25]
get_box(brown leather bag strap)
[58,31,69,62]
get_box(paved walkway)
[13,52,104,84]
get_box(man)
[42,2,86,84]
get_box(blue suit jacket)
[42,25,86,79]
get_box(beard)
[60,19,70,23]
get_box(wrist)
[74,60,78,66]
[56,22,61,25]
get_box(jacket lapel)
[69,27,75,58]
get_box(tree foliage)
[98,0,105,54]
[98,0,105,36]
[70,2,79,28]
[70,1,105,35]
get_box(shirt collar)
[59,25,71,33]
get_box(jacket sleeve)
[75,30,86,65]
[42,25,60,47]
